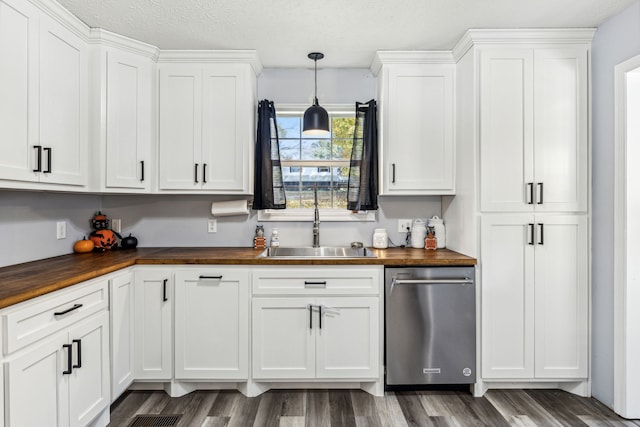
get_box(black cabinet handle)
[72,339,82,369]
[63,344,73,375]
[308,305,313,330]
[538,223,544,245]
[33,145,42,172]
[43,147,51,173]
[54,303,83,316]
[318,305,323,329]
[203,163,207,184]
[304,280,327,288]
[527,183,534,205]
[163,279,168,302]
[199,275,223,280]
[392,163,396,184]
[528,223,534,245]
[537,182,544,205]
[140,160,145,182]
[194,164,199,183]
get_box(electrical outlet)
[111,218,121,233]
[398,219,412,233]
[56,221,66,239]
[207,219,217,233]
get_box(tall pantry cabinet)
[444,29,594,396]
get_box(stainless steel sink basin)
[256,246,376,259]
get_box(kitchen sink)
[256,246,376,259]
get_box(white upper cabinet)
[479,46,588,213]
[157,55,259,193]
[372,54,455,195]
[0,0,88,188]
[99,42,156,192]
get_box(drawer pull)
[54,303,83,316]
[63,344,73,375]
[163,279,168,302]
[318,304,323,329]
[199,275,223,280]
[72,339,82,369]
[304,281,327,288]
[308,304,313,329]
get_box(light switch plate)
[207,219,217,233]
[398,219,412,233]
[111,219,121,233]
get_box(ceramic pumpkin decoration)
[89,211,120,251]
[73,236,94,253]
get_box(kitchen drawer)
[2,277,109,354]
[252,267,382,296]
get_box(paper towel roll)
[211,200,249,217]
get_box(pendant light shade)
[303,52,330,135]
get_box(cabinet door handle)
[538,223,544,245]
[199,275,223,280]
[163,279,168,302]
[392,163,396,184]
[527,183,534,205]
[308,304,313,330]
[72,339,82,369]
[318,304,323,329]
[43,147,52,173]
[304,281,327,288]
[54,303,83,316]
[63,344,73,375]
[140,160,145,182]
[537,182,544,205]
[203,163,207,184]
[33,145,42,172]
[194,163,199,183]
[528,223,535,245]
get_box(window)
[258,104,375,222]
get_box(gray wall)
[591,0,640,406]
[1,68,441,267]
[0,190,101,267]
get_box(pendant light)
[303,52,330,135]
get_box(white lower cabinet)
[109,271,134,401]
[251,267,382,385]
[174,268,249,380]
[3,280,110,427]
[252,297,379,380]
[134,269,173,380]
[481,214,588,380]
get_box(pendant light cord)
[314,58,318,105]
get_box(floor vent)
[128,414,182,427]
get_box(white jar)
[428,216,446,249]
[372,228,388,249]
[411,219,426,248]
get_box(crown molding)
[88,29,160,61]
[370,51,455,75]
[158,50,263,75]
[452,28,597,61]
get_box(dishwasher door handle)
[392,278,473,285]
[390,277,473,294]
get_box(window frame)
[257,103,376,222]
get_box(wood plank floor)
[109,388,640,427]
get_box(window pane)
[301,139,331,160]
[332,138,353,160]
[333,167,348,208]
[280,139,300,160]
[277,116,300,139]
[332,117,355,139]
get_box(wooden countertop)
[0,247,475,309]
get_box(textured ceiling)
[58,0,634,68]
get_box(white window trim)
[258,103,376,222]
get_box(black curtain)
[252,100,286,210]
[347,100,378,211]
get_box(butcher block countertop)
[0,247,476,309]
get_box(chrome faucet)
[312,183,320,248]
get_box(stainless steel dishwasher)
[385,266,476,386]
